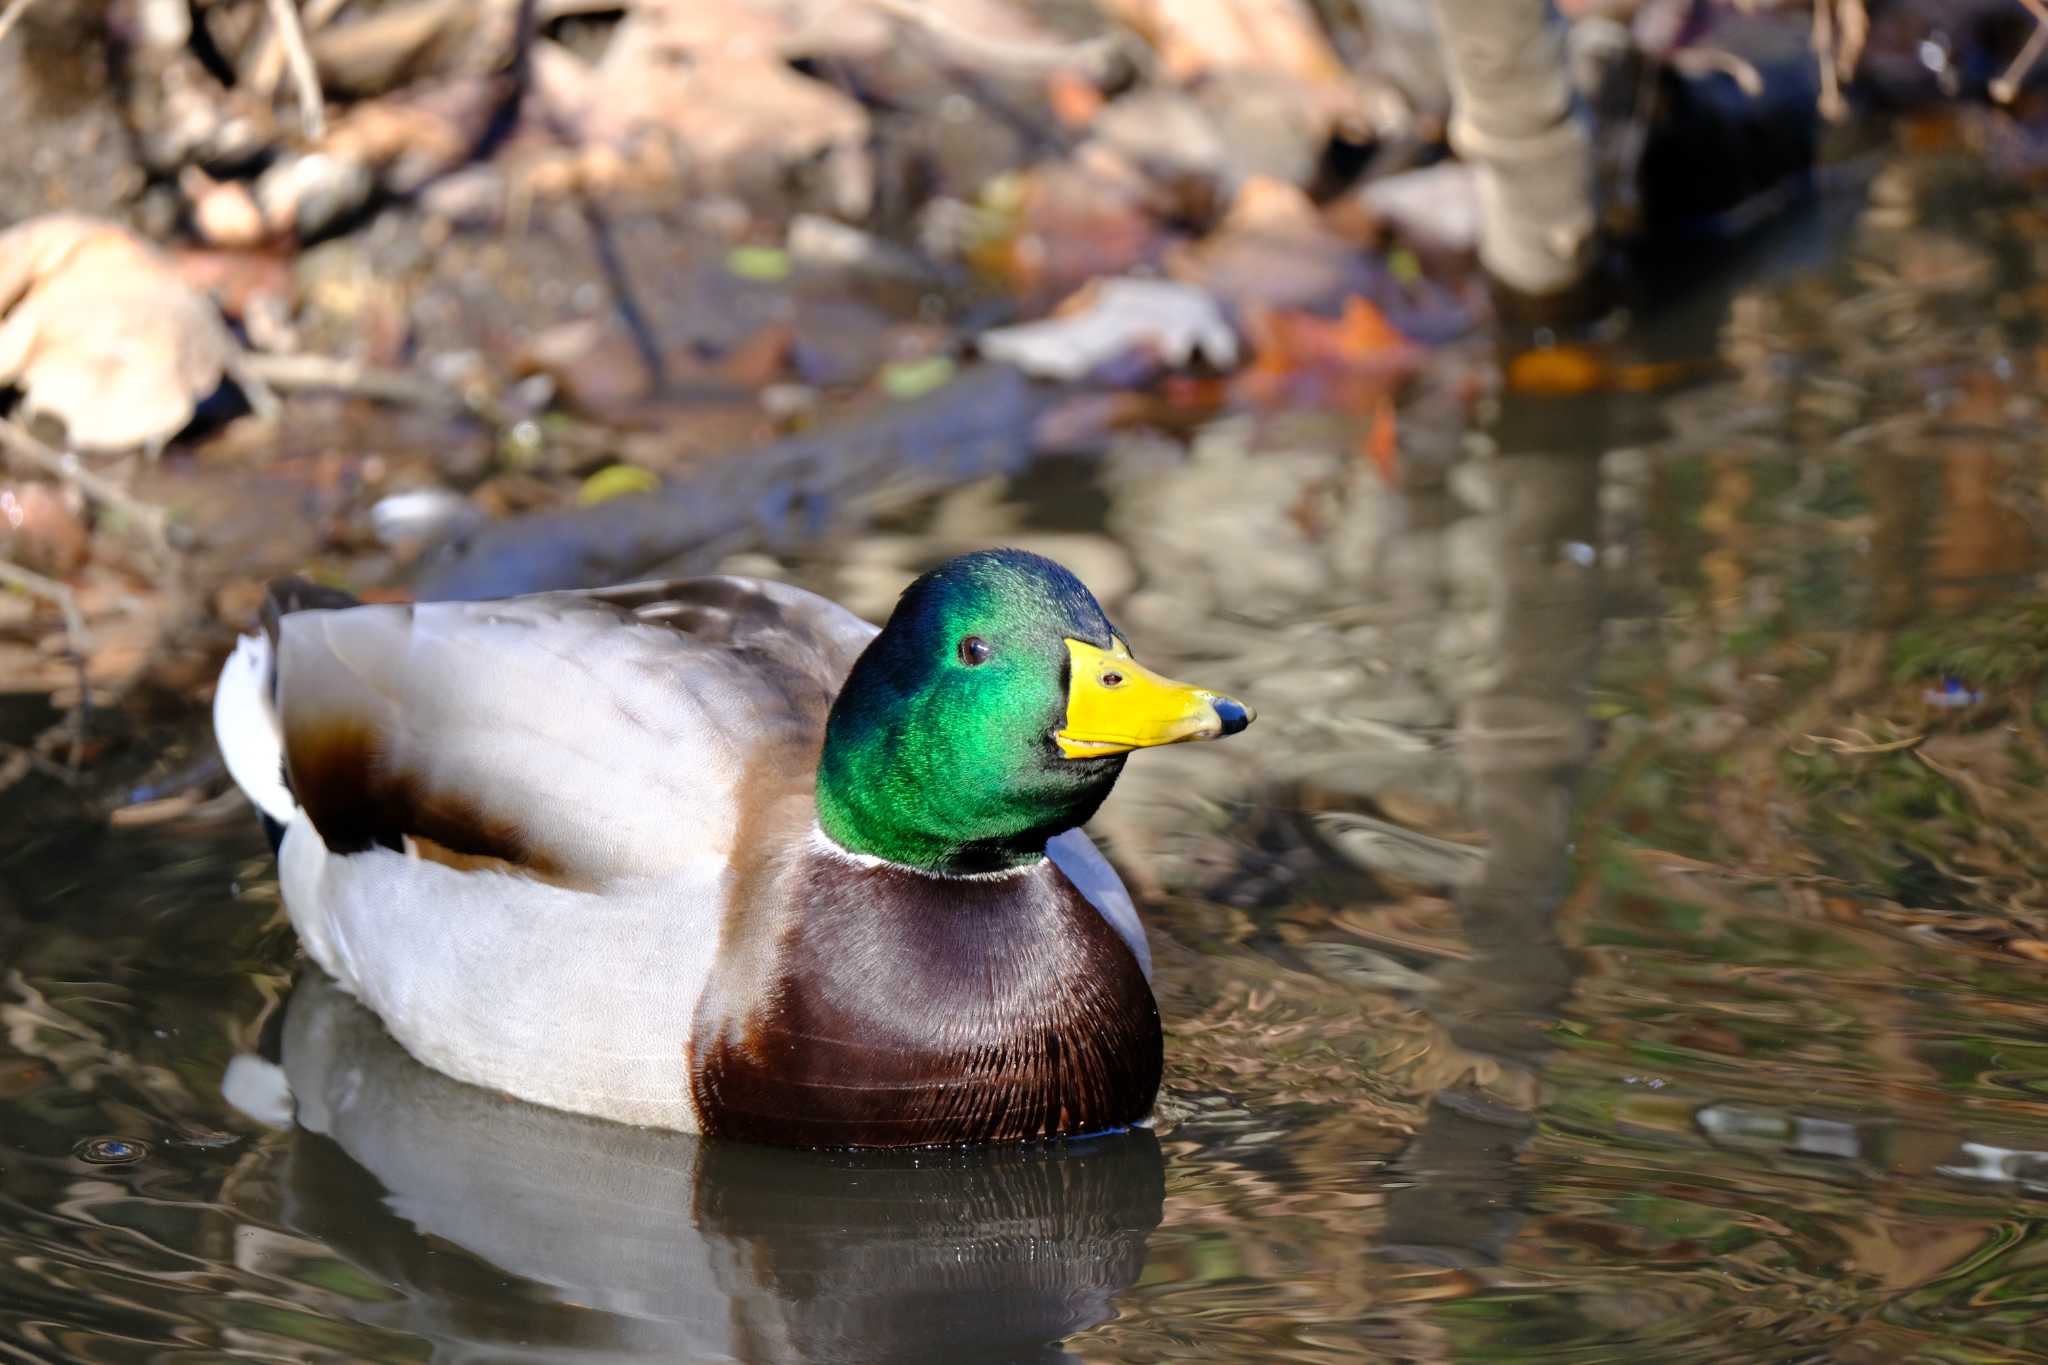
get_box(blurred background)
[7,1,2048,1361]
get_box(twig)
[0,420,174,552]
[0,556,88,648]
[249,0,347,97]
[236,350,616,459]
[1810,0,1870,121]
[263,0,327,140]
[236,350,494,419]
[0,739,79,786]
[1993,0,2048,104]
[1669,48,1765,99]
[0,0,43,48]
[223,352,282,422]
[1797,730,1923,756]
[0,555,92,773]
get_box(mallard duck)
[213,549,1252,1147]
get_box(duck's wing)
[1046,828,1151,982]
[271,576,877,885]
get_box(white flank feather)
[213,632,295,823]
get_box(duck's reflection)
[268,972,1164,1364]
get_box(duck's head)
[816,548,1253,875]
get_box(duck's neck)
[813,708,1116,877]
[814,774,1046,874]
[808,825,1033,883]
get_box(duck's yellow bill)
[1056,638,1255,760]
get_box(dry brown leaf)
[309,0,517,98]
[0,216,236,451]
[556,2,873,217]
[1101,0,1347,87]
[1234,296,1418,408]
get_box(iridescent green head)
[815,549,1253,875]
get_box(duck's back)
[273,576,878,880]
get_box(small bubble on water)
[75,1136,148,1165]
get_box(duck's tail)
[213,578,361,848]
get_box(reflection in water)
[1387,406,1605,1268]
[9,140,2048,1362]
[267,973,1163,1365]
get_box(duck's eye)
[958,635,992,666]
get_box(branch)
[0,421,174,552]
[1993,0,2048,103]
[263,0,328,140]
[236,350,494,418]
[0,556,88,648]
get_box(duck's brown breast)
[689,848,1161,1148]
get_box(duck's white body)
[215,576,1148,1136]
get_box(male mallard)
[213,549,1252,1147]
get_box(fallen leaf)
[516,319,654,419]
[1222,174,1324,235]
[0,482,89,576]
[979,278,1238,382]
[578,464,661,505]
[717,323,795,388]
[881,355,957,400]
[1100,0,1347,88]
[1234,295,1418,406]
[1367,392,1399,483]
[555,4,873,218]
[963,160,1162,300]
[1046,68,1106,128]
[308,0,517,98]
[1167,175,1379,314]
[1506,345,1707,396]
[726,246,793,282]
[0,215,237,450]
[1505,344,1610,396]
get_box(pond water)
[6,143,2048,1363]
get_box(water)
[7,141,2048,1362]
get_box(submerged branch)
[0,556,88,648]
[0,421,175,552]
